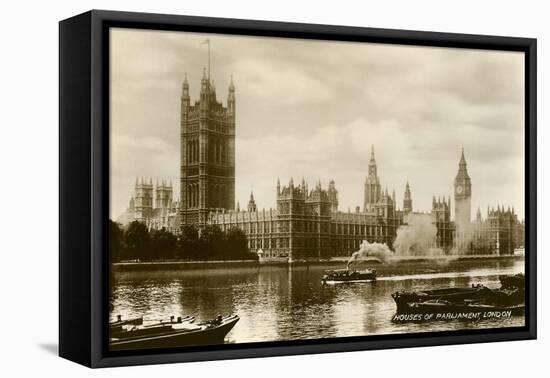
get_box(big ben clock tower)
[454,147,472,226]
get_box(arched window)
[197,185,200,207]
[218,185,224,208]
[211,137,215,162]
[194,184,199,207]
[212,185,218,208]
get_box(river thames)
[110,257,525,344]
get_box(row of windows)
[215,219,398,239]
[331,223,394,237]
[186,138,229,165]
[186,184,228,208]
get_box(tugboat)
[391,273,525,317]
[321,268,377,284]
[109,314,239,351]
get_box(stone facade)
[210,175,404,261]
[467,206,521,255]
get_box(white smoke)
[452,221,475,255]
[393,213,444,257]
[452,200,475,255]
[347,240,392,267]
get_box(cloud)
[236,58,334,104]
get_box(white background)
[0,0,546,376]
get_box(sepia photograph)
[108,27,526,352]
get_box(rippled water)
[110,257,525,345]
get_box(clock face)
[456,185,463,194]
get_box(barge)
[110,314,239,350]
[391,273,525,317]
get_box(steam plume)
[347,240,392,268]
[393,213,443,256]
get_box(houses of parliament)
[116,72,524,261]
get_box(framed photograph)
[59,10,536,368]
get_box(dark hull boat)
[322,268,376,284]
[398,301,524,316]
[391,273,525,318]
[110,315,239,351]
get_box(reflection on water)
[111,258,525,344]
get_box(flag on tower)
[200,39,211,80]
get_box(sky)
[109,28,525,221]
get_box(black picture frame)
[59,9,537,368]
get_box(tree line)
[109,220,258,262]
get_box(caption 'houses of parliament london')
[116,71,525,261]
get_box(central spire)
[368,145,378,178]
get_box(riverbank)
[112,254,523,271]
